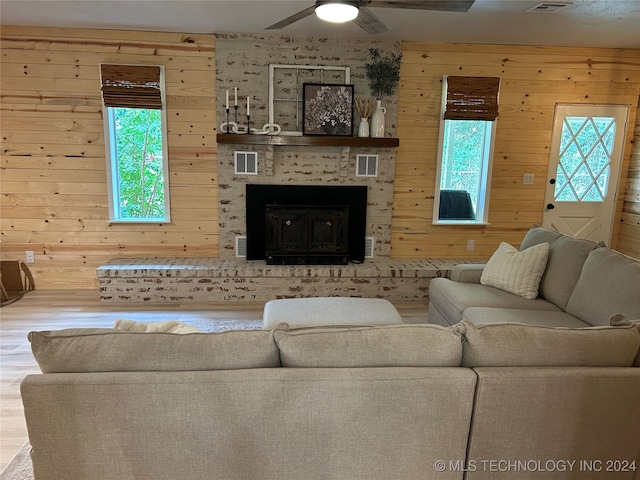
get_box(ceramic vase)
[358,117,370,137]
[370,99,386,138]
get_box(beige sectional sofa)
[22,320,640,480]
[429,226,640,328]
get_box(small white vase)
[370,99,386,138]
[358,117,370,137]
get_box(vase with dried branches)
[365,48,402,137]
[354,97,376,137]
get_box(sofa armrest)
[451,264,486,283]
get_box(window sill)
[432,221,490,226]
[108,220,171,225]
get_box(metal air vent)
[364,237,375,259]
[235,236,247,257]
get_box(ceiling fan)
[265,1,475,35]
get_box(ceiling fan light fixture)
[315,2,359,23]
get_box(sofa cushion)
[29,328,280,373]
[462,307,591,328]
[633,320,640,367]
[455,320,640,367]
[519,225,563,248]
[429,278,561,325]
[610,314,640,367]
[635,321,640,367]
[521,226,599,310]
[480,242,549,299]
[274,324,462,367]
[566,248,640,326]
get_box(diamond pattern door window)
[554,116,616,202]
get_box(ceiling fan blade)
[353,6,389,35]
[265,5,317,30]
[366,0,475,12]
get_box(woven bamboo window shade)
[444,76,500,121]
[100,64,163,109]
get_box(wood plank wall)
[392,42,640,259]
[619,96,640,258]
[1,26,218,289]
[2,27,640,290]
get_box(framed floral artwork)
[302,83,354,136]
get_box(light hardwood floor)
[0,290,429,470]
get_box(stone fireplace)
[214,33,402,262]
[216,142,396,261]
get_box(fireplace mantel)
[216,134,399,148]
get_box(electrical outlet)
[467,240,475,251]
[25,251,35,263]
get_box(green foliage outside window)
[112,107,166,219]
[440,120,488,211]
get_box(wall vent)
[234,151,258,175]
[526,2,572,13]
[356,154,379,177]
[364,237,375,258]
[235,236,247,257]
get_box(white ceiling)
[1,0,639,49]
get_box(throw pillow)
[480,242,549,299]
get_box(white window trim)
[102,65,171,224]
[432,77,497,226]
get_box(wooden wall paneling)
[0,26,218,289]
[2,26,639,290]
[617,96,640,259]
[392,41,640,259]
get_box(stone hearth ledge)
[97,258,481,303]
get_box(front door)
[543,104,628,244]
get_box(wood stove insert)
[265,204,349,265]
[246,184,367,264]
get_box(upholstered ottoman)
[262,297,403,329]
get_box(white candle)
[225,89,229,109]
[234,87,238,106]
[247,96,250,116]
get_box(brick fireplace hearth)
[97,257,475,303]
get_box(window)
[433,76,500,224]
[100,64,170,222]
[553,112,619,202]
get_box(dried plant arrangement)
[365,48,403,100]
[355,97,376,118]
